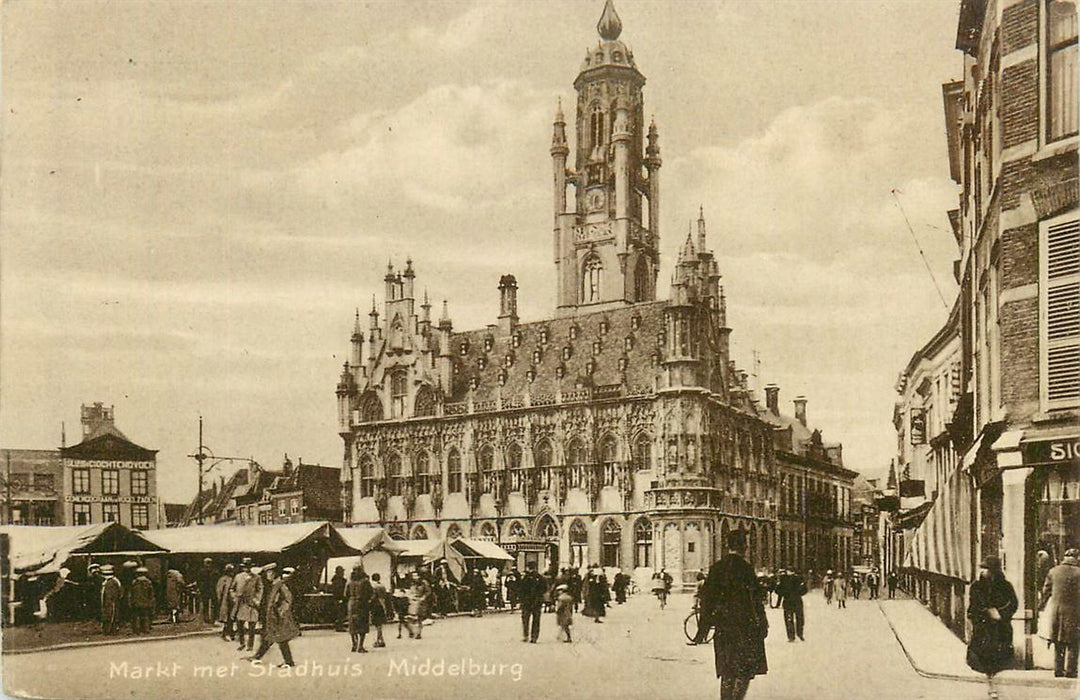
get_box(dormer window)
[556,364,565,379]
[512,333,522,348]
[483,337,494,352]
[619,356,629,372]
[658,331,666,346]
[569,325,579,340]
[651,352,660,367]
[469,377,480,390]
[498,370,508,386]
[478,357,487,370]
[526,369,536,383]
[504,353,514,368]
[599,320,609,335]
[613,51,622,62]
[532,349,542,364]
[592,340,601,356]
[586,360,595,375]
[562,345,573,361]
[624,336,634,351]
[460,340,470,355]
[631,315,641,330]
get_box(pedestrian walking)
[555,584,574,643]
[1038,547,1080,678]
[835,572,847,609]
[129,567,154,634]
[851,573,862,600]
[391,582,410,639]
[249,566,299,668]
[504,568,520,610]
[568,568,583,612]
[583,568,610,623]
[775,569,807,642]
[966,555,1018,700]
[887,571,898,599]
[165,569,185,624]
[697,529,768,700]
[330,565,347,632]
[99,565,122,635]
[234,563,264,652]
[345,566,373,652]
[823,570,834,605]
[198,558,217,623]
[216,564,236,641]
[867,569,880,600]
[406,571,433,640]
[370,573,391,648]
[517,561,546,643]
[651,571,669,609]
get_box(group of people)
[213,558,302,668]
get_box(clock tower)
[553,0,661,315]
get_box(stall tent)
[0,523,165,574]
[324,527,406,585]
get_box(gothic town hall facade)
[335,2,778,585]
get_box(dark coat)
[345,578,373,633]
[517,571,547,608]
[215,574,234,622]
[101,577,123,615]
[966,575,1018,675]
[583,575,610,618]
[1040,558,1080,644]
[775,573,806,610]
[129,576,155,609]
[699,553,768,679]
[264,579,300,644]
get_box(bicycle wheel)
[684,610,714,643]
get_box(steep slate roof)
[268,463,342,516]
[447,300,667,403]
[61,432,157,461]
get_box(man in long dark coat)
[697,529,768,700]
[249,566,299,668]
[99,565,122,635]
[517,562,547,643]
[1040,548,1080,678]
[775,569,807,642]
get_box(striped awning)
[902,464,974,582]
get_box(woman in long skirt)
[967,556,1018,700]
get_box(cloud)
[409,4,492,52]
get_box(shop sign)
[910,409,927,445]
[1023,437,1080,466]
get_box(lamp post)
[187,415,259,524]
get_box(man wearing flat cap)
[248,565,299,668]
[1040,547,1080,678]
[99,565,122,635]
[233,563,263,652]
[129,567,155,634]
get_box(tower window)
[390,372,408,418]
[582,256,603,303]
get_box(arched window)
[389,372,408,418]
[633,434,652,471]
[600,435,618,486]
[478,444,495,493]
[387,451,404,497]
[590,104,605,149]
[601,519,621,568]
[479,522,497,540]
[414,385,436,417]
[507,443,525,492]
[582,255,602,303]
[359,453,376,498]
[509,521,527,539]
[534,439,553,490]
[634,256,650,301]
[567,437,587,488]
[447,448,462,493]
[415,450,431,494]
[447,523,464,540]
[569,519,588,568]
[536,514,559,540]
[634,518,652,567]
[411,524,429,540]
[359,392,382,423]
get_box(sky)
[1,0,964,504]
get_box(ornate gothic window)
[537,515,559,540]
[479,522,497,539]
[447,523,464,540]
[387,451,404,496]
[359,453,376,498]
[535,439,553,491]
[447,448,462,493]
[601,519,621,568]
[411,524,429,540]
[600,435,618,486]
[634,518,652,567]
[389,372,408,418]
[507,443,525,492]
[634,256,650,302]
[582,255,602,303]
[590,103,605,149]
[509,521,527,539]
[359,392,382,423]
[569,519,588,568]
[414,386,436,417]
[478,444,495,493]
[415,450,431,494]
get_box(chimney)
[497,274,519,336]
[764,384,779,415]
[794,396,807,427]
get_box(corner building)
[335,2,778,587]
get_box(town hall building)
[335,1,780,585]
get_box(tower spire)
[597,0,622,41]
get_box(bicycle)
[683,605,714,644]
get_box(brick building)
[0,449,63,526]
[335,2,782,585]
[921,0,1078,668]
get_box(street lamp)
[187,415,259,524]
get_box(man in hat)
[216,563,236,641]
[257,563,277,648]
[100,565,122,635]
[199,557,218,623]
[233,561,261,651]
[517,561,547,643]
[84,563,103,620]
[1039,547,1080,678]
[129,567,155,634]
[248,566,298,668]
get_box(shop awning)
[0,523,165,575]
[902,465,975,582]
[141,521,353,557]
[450,538,514,562]
[335,527,407,555]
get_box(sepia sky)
[1,0,963,504]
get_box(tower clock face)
[587,189,606,212]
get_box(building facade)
[336,2,780,586]
[898,0,1079,667]
[766,387,857,578]
[1,449,64,526]
[60,403,159,530]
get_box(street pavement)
[3,591,1077,700]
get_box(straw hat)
[135,566,149,574]
[100,565,115,575]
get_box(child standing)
[555,584,574,643]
